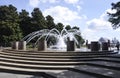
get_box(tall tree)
[19,9,32,36]
[56,23,64,32]
[0,5,22,46]
[72,26,84,47]
[31,8,47,31]
[108,1,120,29]
[72,26,79,30]
[46,15,56,29]
[65,25,71,30]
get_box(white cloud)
[82,29,97,42]
[82,15,87,20]
[40,0,58,3]
[29,0,40,7]
[82,9,114,41]
[49,0,58,3]
[87,18,112,30]
[115,28,120,32]
[29,0,58,7]
[76,5,82,11]
[106,9,117,14]
[87,9,112,31]
[64,0,80,4]
[43,6,82,25]
[64,0,83,12]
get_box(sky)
[0,0,120,43]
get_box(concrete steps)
[0,49,120,78]
[3,49,117,55]
[0,55,120,64]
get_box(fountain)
[3,29,118,78]
[22,28,81,50]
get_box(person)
[116,41,119,51]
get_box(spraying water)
[22,28,81,50]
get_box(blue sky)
[0,0,120,42]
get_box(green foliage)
[75,35,85,47]
[65,25,71,30]
[72,26,79,30]
[65,25,84,46]
[108,1,120,29]
[46,15,56,29]
[72,28,84,47]
[19,9,32,36]
[31,8,47,31]
[0,4,85,47]
[56,23,64,32]
[0,5,22,46]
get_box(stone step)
[0,61,81,67]
[3,49,116,55]
[0,56,120,65]
[0,53,120,60]
[0,52,112,58]
[0,49,120,78]
[0,51,118,58]
[7,49,116,53]
[5,49,114,52]
[0,51,120,64]
[0,61,119,78]
[0,58,120,70]
[0,56,90,65]
[0,52,119,62]
[0,64,114,78]
[0,52,106,58]
[0,65,67,73]
[0,52,120,63]
[0,56,96,62]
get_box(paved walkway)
[0,73,32,78]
